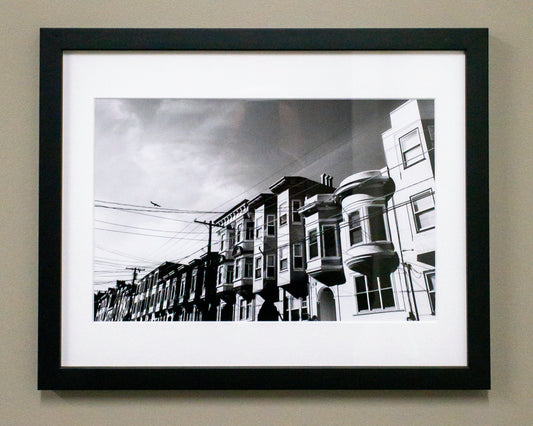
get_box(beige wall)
[1,1,531,424]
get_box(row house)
[214,200,255,321]
[130,262,179,321]
[267,176,335,321]
[301,99,435,321]
[95,99,436,322]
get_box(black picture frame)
[39,28,489,390]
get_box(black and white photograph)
[93,98,436,323]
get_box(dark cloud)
[94,98,406,266]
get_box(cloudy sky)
[93,98,404,288]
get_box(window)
[279,246,288,271]
[308,229,319,259]
[236,223,242,242]
[293,243,303,269]
[220,233,224,251]
[279,202,287,227]
[228,230,235,249]
[267,214,276,236]
[301,298,309,321]
[349,211,363,245]
[239,298,246,320]
[321,225,338,256]
[234,259,240,280]
[244,257,253,278]
[266,255,275,278]
[424,270,436,315]
[217,266,223,285]
[255,256,262,279]
[179,275,186,297]
[226,265,234,283]
[247,301,253,320]
[246,221,254,240]
[255,217,262,238]
[191,270,197,291]
[411,190,435,232]
[400,128,424,168]
[354,275,395,312]
[292,200,302,223]
[368,206,387,241]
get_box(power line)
[95,219,207,234]
[95,227,212,241]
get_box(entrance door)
[257,302,280,321]
[318,288,336,321]
[220,303,233,321]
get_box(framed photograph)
[39,28,489,390]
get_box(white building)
[302,99,436,321]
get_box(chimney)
[321,174,333,187]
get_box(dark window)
[245,221,254,240]
[368,206,387,241]
[226,265,234,283]
[234,260,240,280]
[321,225,338,256]
[354,275,395,312]
[292,200,302,223]
[244,258,253,278]
[266,255,275,278]
[293,244,303,269]
[279,246,288,271]
[217,267,223,285]
[255,256,262,279]
[267,215,276,236]
[425,271,436,315]
[349,211,363,245]
[308,229,319,259]
[279,202,288,227]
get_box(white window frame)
[354,275,395,313]
[279,202,288,227]
[266,254,275,278]
[292,199,302,224]
[349,210,364,246]
[293,243,304,270]
[399,128,424,168]
[236,223,242,242]
[244,257,253,278]
[234,259,241,280]
[279,246,288,271]
[255,256,262,279]
[321,224,339,257]
[245,221,254,240]
[410,189,436,233]
[424,270,436,315]
[308,228,319,259]
[255,216,262,239]
[266,214,276,236]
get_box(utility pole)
[194,219,226,321]
[194,219,225,254]
[126,266,145,288]
[405,264,420,321]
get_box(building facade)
[95,100,436,322]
